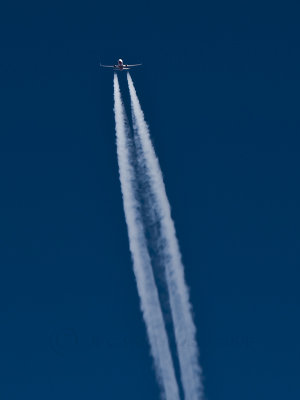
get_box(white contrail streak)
[127,73,204,400]
[113,73,180,400]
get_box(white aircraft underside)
[100,59,142,71]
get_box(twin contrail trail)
[113,73,180,400]
[113,72,203,399]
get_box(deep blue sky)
[0,2,300,399]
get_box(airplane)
[100,59,142,71]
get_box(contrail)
[113,73,180,400]
[127,73,204,400]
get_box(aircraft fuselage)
[114,59,127,70]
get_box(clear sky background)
[0,2,299,399]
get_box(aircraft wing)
[100,64,116,68]
[126,64,142,67]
